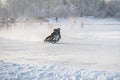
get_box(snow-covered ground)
[0,60,120,80]
[0,17,120,80]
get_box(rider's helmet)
[54,28,60,31]
[57,28,61,31]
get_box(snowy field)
[0,17,120,80]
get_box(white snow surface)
[0,17,120,80]
[0,60,120,80]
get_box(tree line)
[0,0,120,19]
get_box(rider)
[44,28,61,43]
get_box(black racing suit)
[44,29,61,43]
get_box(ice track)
[0,17,120,80]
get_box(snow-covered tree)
[0,0,120,18]
[107,0,120,18]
